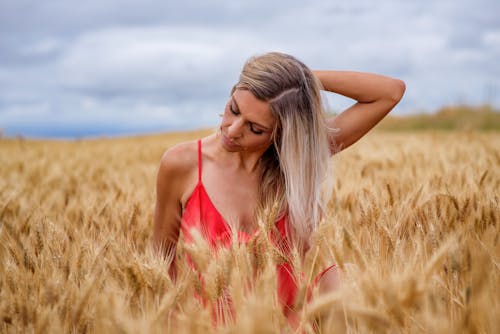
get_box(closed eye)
[229,104,239,115]
[229,105,264,135]
[250,128,263,135]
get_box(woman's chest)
[204,175,259,230]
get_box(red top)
[180,139,298,315]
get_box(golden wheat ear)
[2,131,499,333]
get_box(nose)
[226,119,243,139]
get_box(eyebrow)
[231,96,272,131]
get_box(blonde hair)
[233,52,334,249]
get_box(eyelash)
[229,105,264,135]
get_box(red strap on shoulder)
[197,139,202,183]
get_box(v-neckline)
[197,182,258,236]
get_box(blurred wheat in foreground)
[0,130,499,333]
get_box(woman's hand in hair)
[313,70,405,153]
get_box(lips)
[222,133,239,148]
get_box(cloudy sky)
[1,0,498,138]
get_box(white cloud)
[0,0,498,137]
[56,26,283,97]
[20,38,63,56]
[483,30,500,51]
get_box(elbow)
[390,79,406,104]
[379,79,405,117]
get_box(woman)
[153,52,405,319]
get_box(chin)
[221,133,242,151]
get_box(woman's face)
[220,88,276,153]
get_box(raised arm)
[153,145,189,280]
[313,70,405,153]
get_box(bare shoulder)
[159,140,198,176]
[157,139,200,208]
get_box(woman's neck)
[211,132,266,175]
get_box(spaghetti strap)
[197,139,202,183]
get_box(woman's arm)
[153,146,188,280]
[313,70,406,153]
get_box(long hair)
[233,52,334,249]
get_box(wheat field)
[0,130,499,333]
